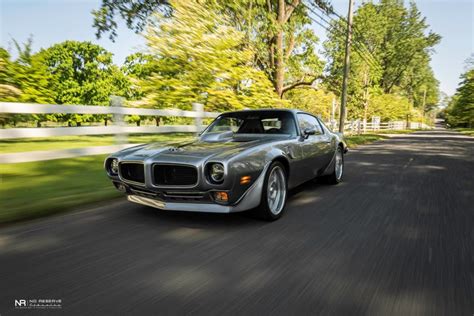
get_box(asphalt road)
[1,129,473,315]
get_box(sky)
[1,0,473,96]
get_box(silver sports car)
[104,109,347,220]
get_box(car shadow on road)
[131,203,266,229]
[129,177,330,229]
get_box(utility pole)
[339,0,354,133]
[421,87,427,129]
[362,68,370,133]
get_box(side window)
[317,118,331,132]
[315,117,327,134]
[297,114,323,135]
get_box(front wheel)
[254,161,288,221]
[325,146,344,185]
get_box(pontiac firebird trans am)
[105,109,347,221]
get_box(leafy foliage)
[0,40,130,126]
[285,87,335,120]
[445,57,474,127]
[324,0,440,122]
[1,0,447,128]
[39,41,129,106]
[92,0,170,41]
[136,0,282,112]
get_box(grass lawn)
[0,155,121,224]
[375,129,421,134]
[0,133,195,153]
[455,128,474,137]
[344,134,388,147]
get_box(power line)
[308,1,382,69]
[303,3,381,71]
[306,2,380,63]
[303,2,381,69]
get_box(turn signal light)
[214,191,229,202]
[240,175,252,185]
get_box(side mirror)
[303,127,316,138]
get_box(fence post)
[111,95,127,144]
[192,103,204,135]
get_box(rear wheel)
[254,161,287,221]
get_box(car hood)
[117,135,291,163]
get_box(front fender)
[225,144,292,204]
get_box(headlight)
[110,159,119,175]
[209,163,224,183]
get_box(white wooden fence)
[0,101,430,163]
[0,101,219,139]
[333,119,431,134]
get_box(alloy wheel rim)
[335,148,343,180]
[267,166,286,215]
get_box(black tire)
[253,161,288,221]
[324,146,344,185]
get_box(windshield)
[204,111,298,136]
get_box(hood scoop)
[167,147,183,152]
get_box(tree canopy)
[1,0,449,128]
[0,40,130,126]
[324,0,440,122]
[136,0,283,112]
[445,57,474,128]
[92,0,170,41]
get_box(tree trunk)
[104,118,108,126]
[155,117,161,126]
[275,0,285,98]
[136,120,141,126]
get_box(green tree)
[137,0,282,112]
[208,0,329,98]
[0,48,22,126]
[92,0,170,41]
[9,38,54,104]
[122,52,155,125]
[0,38,55,126]
[446,58,474,127]
[1,39,130,126]
[92,0,331,99]
[285,87,335,121]
[367,92,411,122]
[324,0,440,123]
[38,41,130,125]
[0,48,21,101]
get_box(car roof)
[221,108,304,115]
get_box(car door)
[296,113,328,181]
[315,117,335,167]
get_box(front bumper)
[123,170,265,213]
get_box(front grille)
[129,186,157,198]
[153,164,198,186]
[120,163,145,184]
